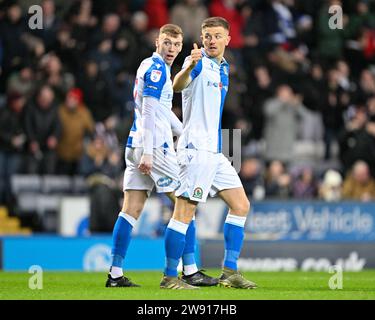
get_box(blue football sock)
[110,212,136,269]
[164,219,189,277]
[223,214,246,271]
[182,219,198,275]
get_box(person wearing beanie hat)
[319,169,343,202]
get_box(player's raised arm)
[173,43,202,92]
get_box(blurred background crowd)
[1,0,375,232]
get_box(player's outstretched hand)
[189,43,202,68]
[138,153,153,175]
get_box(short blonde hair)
[159,24,184,37]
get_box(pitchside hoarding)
[197,201,375,241]
[1,200,374,271]
[1,236,165,271]
[200,240,374,271]
[0,236,201,271]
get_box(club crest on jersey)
[151,70,162,82]
[193,187,203,199]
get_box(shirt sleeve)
[182,56,203,82]
[141,96,159,155]
[143,64,167,100]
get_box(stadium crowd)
[1,0,375,220]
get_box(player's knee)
[240,199,250,216]
[122,203,144,219]
[172,197,196,224]
[231,198,250,216]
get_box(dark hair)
[159,24,184,37]
[201,17,230,31]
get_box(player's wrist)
[142,152,153,158]
[186,63,196,71]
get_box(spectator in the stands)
[24,85,61,174]
[321,68,349,160]
[336,59,356,94]
[60,0,98,72]
[78,60,113,122]
[94,116,120,154]
[126,11,154,73]
[319,169,343,202]
[263,84,307,163]
[317,0,345,64]
[297,62,327,143]
[344,0,375,78]
[0,92,27,206]
[239,157,265,200]
[57,88,95,175]
[345,0,375,42]
[291,166,317,199]
[0,2,28,91]
[89,13,121,51]
[342,160,375,201]
[241,3,265,71]
[263,0,297,47]
[170,0,208,62]
[264,160,291,198]
[221,51,248,131]
[79,133,122,232]
[29,0,61,52]
[338,105,375,176]
[245,65,275,141]
[6,64,35,98]
[354,69,375,104]
[37,53,75,102]
[88,35,122,94]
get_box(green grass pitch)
[1,270,375,300]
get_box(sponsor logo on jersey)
[157,176,173,187]
[193,187,203,199]
[151,69,162,82]
[146,85,158,90]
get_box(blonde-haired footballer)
[106,24,217,288]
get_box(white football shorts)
[123,147,180,195]
[174,149,243,202]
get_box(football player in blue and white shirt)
[161,17,257,289]
[107,24,217,288]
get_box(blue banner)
[243,202,375,241]
[2,236,202,271]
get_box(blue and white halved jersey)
[177,49,229,153]
[126,52,174,150]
